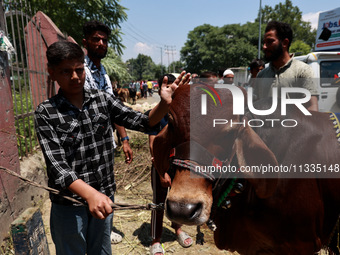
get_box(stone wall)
[0,151,48,244]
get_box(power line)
[121,22,176,66]
[164,45,176,72]
[124,21,163,46]
[123,31,144,43]
[124,24,154,45]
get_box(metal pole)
[157,46,163,75]
[258,0,262,59]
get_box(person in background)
[189,73,199,84]
[147,80,153,96]
[255,21,318,111]
[128,80,137,105]
[82,20,132,244]
[140,80,144,98]
[223,69,235,85]
[143,80,148,98]
[199,71,218,85]
[247,58,265,88]
[147,74,193,255]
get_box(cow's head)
[153,84,278,226]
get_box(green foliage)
[257,0,316,47]
[124,58,178,81]
[4,0,128,55]
[170,61,185,73]
[181,23,258,73]
[290,40,312,55]
[12,89,38,157]
[126,54,156,81]
[153,64,167,80]
[181,0,316,73]
[102,47,131,84]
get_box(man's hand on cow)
[123,141,133,164]
[160,71,191,105]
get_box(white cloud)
[302,12,321,30]
[134,42,153,55]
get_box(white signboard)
[315,7,340,51]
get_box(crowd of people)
[127,79,155,98]
[33,19,318,255]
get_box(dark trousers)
[151,166,180,239]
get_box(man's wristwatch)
[121,136,129,142]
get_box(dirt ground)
[40,130,235,255]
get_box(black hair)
[249,58,265,71]
[265,21,293,49]
[200,71,218,79]
[46,41,84,67]
[83,20,111,39]
[218,68,226,77]
[158,74,176,86]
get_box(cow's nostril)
[166,199,202,223]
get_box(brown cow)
[153,84,340,255]
[115,87,137,105]
[115,87,129,103]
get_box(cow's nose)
[166,199,202,223]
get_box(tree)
[170,61,185,73]
[181,23,258,73]
[153,64,167,80]
[181,24,220,72]
[126,54,156,81]
[181,1,317,72]
[102,47,131,84]
[257,0,316,47]
[290,40,311,55]
[7,0,128,54]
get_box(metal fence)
[2,0,49,158]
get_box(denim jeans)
[50,202,113,255]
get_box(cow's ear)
[234,121,278,199]
[153,125,171,177]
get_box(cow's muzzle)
[165,199,203,225]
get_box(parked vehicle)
[152,81,159,90]
[294,52,340,112]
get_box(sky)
[119,0,340,66]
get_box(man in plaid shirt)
[34,41,190,255]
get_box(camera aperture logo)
[200,84,312,128]
[198,85,223,111]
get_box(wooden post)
[11,207,50,255]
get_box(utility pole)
[171,46,176,73]
[258,0,262,59]
[165,45,176,73]
[157,46,163,74]
[164,45,170,73]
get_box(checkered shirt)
[84,55,113,95]
[34,88,151,205]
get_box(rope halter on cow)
[169,140,245,230]
[169,140,234,181]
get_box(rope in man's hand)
[0,166,164,211]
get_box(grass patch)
[12,90,38,158]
